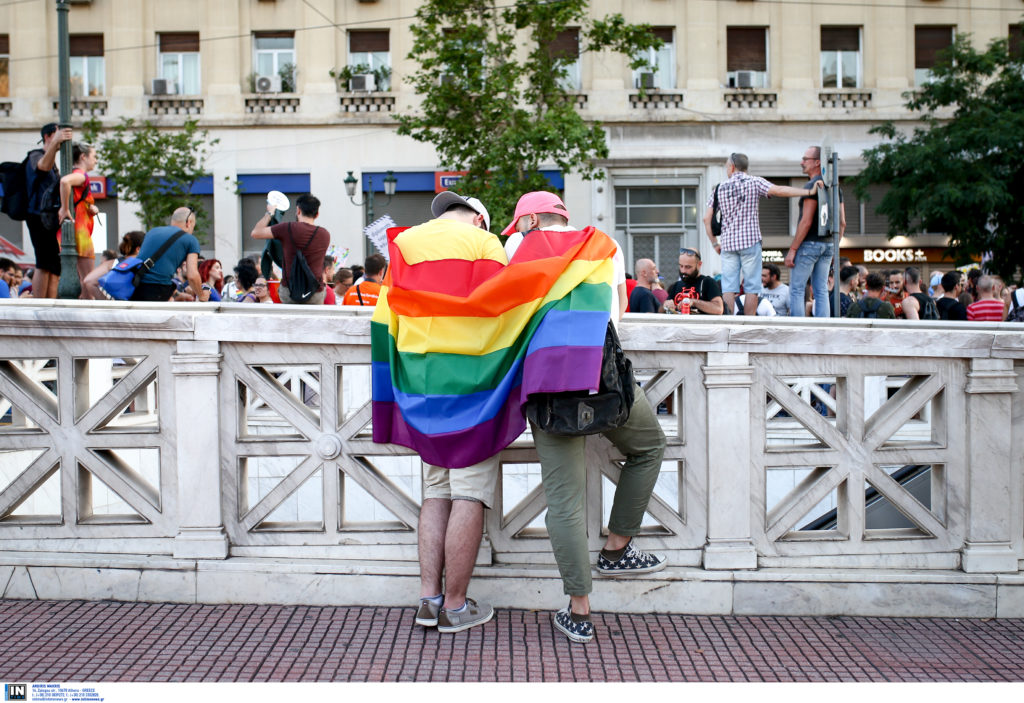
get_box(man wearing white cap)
[502,191,667,645]
[401,191,506,635]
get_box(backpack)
[38,173,87,234]
[915,293,940,321]
[0,156,31,221]
[710,184,722,237]
[523,321,636,436]
[98,229,186,300]
[285,223,320,303]
[856,296,883,319]
[1008,290,1024,323]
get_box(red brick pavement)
[1,599,1023,682]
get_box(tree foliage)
[396,0,661,232]
[854,27,1024,284]
[82,117,218,239]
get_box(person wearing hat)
[25,123,73,298]
[502,191,668,644]
[398,191,506,635]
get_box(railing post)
[170,340,229,559]
[702,352,758,570]
[961,358,1019,573]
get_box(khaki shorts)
[423,456,500,509]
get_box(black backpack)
[710,184,722,237]
[915,293,940,321]
[286,223,321,303]
[38,176,87,234]
[855,297,883,319]
[0,155,31,221]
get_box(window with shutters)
[158,32,200,95]
[820,27,861,89]
[615,186,700,271]
[726,27,768,89]
[914,26,954,85]
[70,34,104,97]
[758,180,791,238]
[632,27,675,90]
[548,29,581,91]
[0,35,8,98]
[254,32,295,91]
[349,30,390,90]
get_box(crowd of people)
[624,147,1021,324]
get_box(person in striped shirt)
[966,276,1007,321]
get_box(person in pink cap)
[503,191,667,644]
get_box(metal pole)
[830,151,841,319]
[56,0,80,299]
[366,175,374,225]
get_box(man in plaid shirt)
[704,153,820,315]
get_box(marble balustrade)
[0,302,1021,613]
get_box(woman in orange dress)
[57,142,100,298]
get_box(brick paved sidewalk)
[2,599,1023,682]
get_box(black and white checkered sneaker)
[596,538,666,576]
[553,603,594,644]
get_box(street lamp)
[344,170,397,225]
[56,0,80,299]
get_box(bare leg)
[45,272,58,298]
[743,293,758,316]
[569,594,591,616]
[418,497,451,599]
[32,270,53,298]
[723,291,735,314]
[441,498,484,610]
[77,257,95,300]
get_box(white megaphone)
[266,190,290,226]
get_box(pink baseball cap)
[500,191,570,236]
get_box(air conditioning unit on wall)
[735,70,756,88]
[348,74,376,92]
[637,72,655,90]
[151,78,177,95]
[255,75,282,93]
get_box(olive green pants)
[531,388,666,596]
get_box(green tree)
[82,117,218,241]
[855,26,1024,284]
[396,0,661,232]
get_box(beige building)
[1,0,1021,278]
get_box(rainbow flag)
[371,225,617,468]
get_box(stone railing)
[0,303,1021,616]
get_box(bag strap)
[355,284,364,306]
[712,184,720,209]
[140,229,187,273]
[289,222,319,251]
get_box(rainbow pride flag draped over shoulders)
[371,221,618,468]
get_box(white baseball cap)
[430,191,491,232]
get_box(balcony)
[820,91,873,109]
[724,91,778,110]
[338,92,395,114]
[244,94,301,114]
[148,96,203,116]
[629,92,684,110]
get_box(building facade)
[1,0,1021,278]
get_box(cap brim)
[430,191,466,219]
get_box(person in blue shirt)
[0,258,17,298]
[131,207,208,302]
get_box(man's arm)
[617,281,627,321]
[703,205,720,254]
[36,127,72,173]
[839,200,846,238]
[902,294,920,320]
[767,181,821,199]
[785,198,818,269]
[691,294,724,315]
[185,253,209,302]
[251,204,276,240]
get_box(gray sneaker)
[415,597,441,627]
[437,598,494,633]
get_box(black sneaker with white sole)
[553,604,594,643]
[596,538,666,575]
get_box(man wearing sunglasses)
[131,206,207,302]
[707,152,821,316]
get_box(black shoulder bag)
[523,321,636,436]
